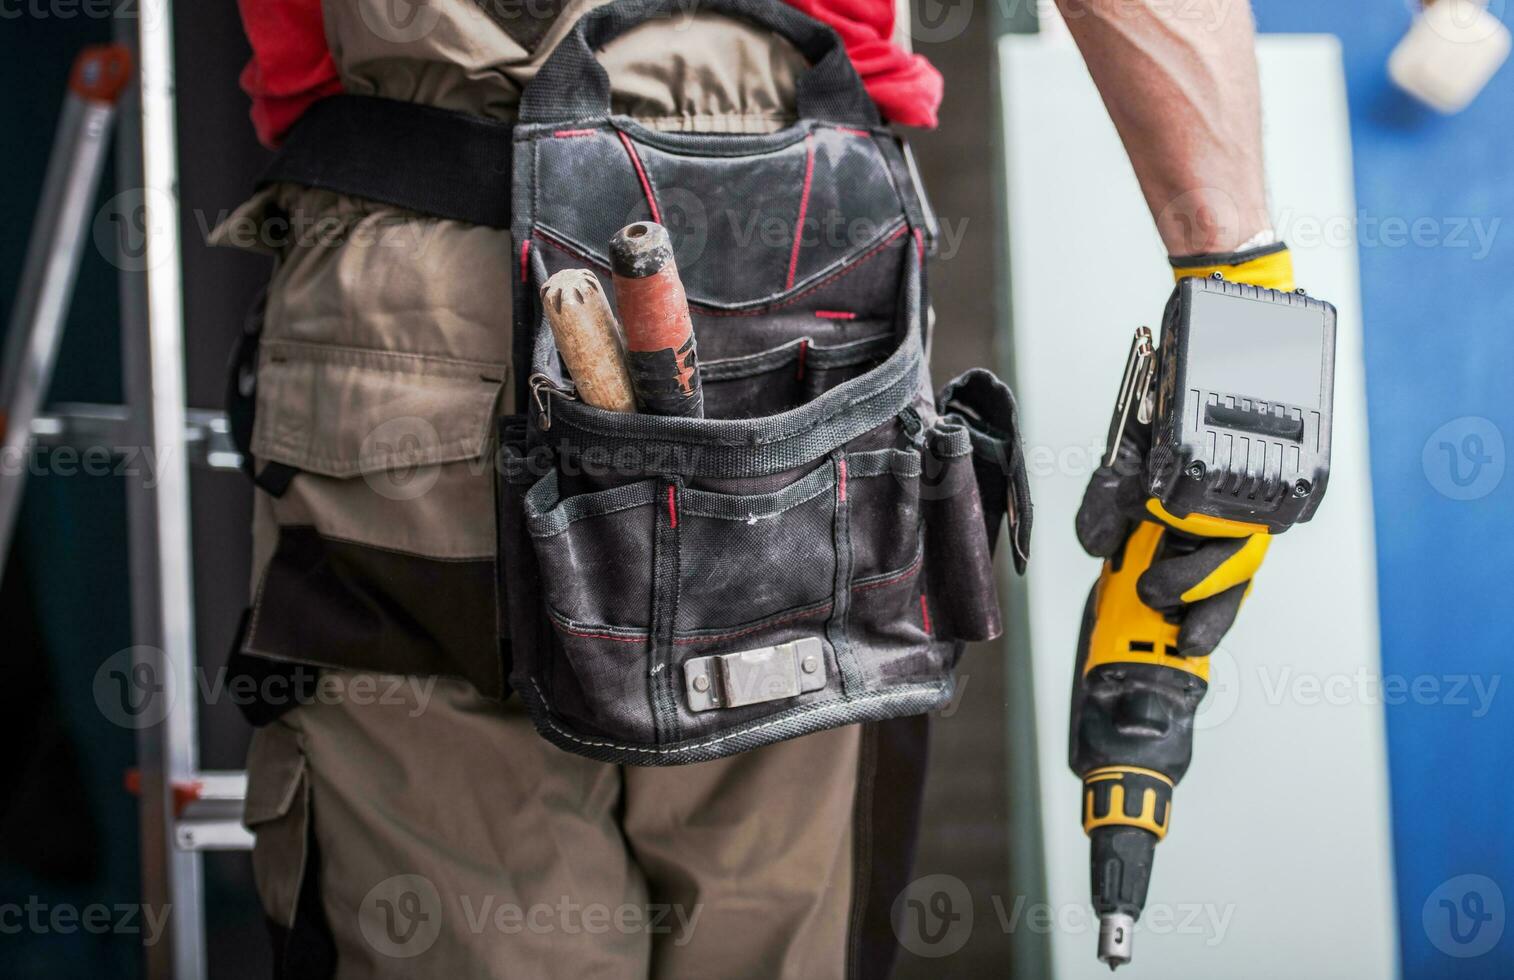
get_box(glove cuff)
[1169,242,1294,292]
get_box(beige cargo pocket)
[243,720,312,929]
[251,338,507,485]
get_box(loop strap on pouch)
[258,95,515,229]
[519,0,880,128]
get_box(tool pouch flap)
[499,0,1029,765]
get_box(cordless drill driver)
[1070,273,1338,969]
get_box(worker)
[218,0,1292,976]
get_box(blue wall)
[1256,3,1514,976]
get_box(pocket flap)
[252,339,507,478]
[242,721,308,828]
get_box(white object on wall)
[998,33,1399,980]
[1389,0,1511,113]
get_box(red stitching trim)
[814,310,856,320]
[838,458,848,502]
[519,238,530,283]
[553,128,598,138]
[553,622,646,645]
[912,226,925,264]
[673,602,832,645]
[796,339,809,380]
[786,134,816,289]
[853,553,926,594]
[833,126,872,138]
[617,131,662,224]
[534,231,600,268]
[920,594,933,635]
[666,485,678,529]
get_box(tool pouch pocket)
[497,0,1031,764]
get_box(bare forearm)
[1054,0,1271,256]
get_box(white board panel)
[999,33,1398,980]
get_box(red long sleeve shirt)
[237,0,942,147]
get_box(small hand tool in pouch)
[540,269,637,413]
[609,221,705,418]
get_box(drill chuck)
[1098,911,1136,971]
[1089,825,1158,968]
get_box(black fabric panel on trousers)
[245,526,503,699]
[259,96,514,228]
[228,607,323,727]
[848,714,930,980]
[268,807,337,980]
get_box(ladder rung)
[29,402,244,472]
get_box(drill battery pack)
[1146,275,1337,533]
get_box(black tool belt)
[243,0,1032,762]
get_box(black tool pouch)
[498,0,1031,764]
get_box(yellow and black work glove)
[1075,412,1270,657]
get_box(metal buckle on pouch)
[528,372,576,430]
[1105,326,1155,468]
[683,637,827,712]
